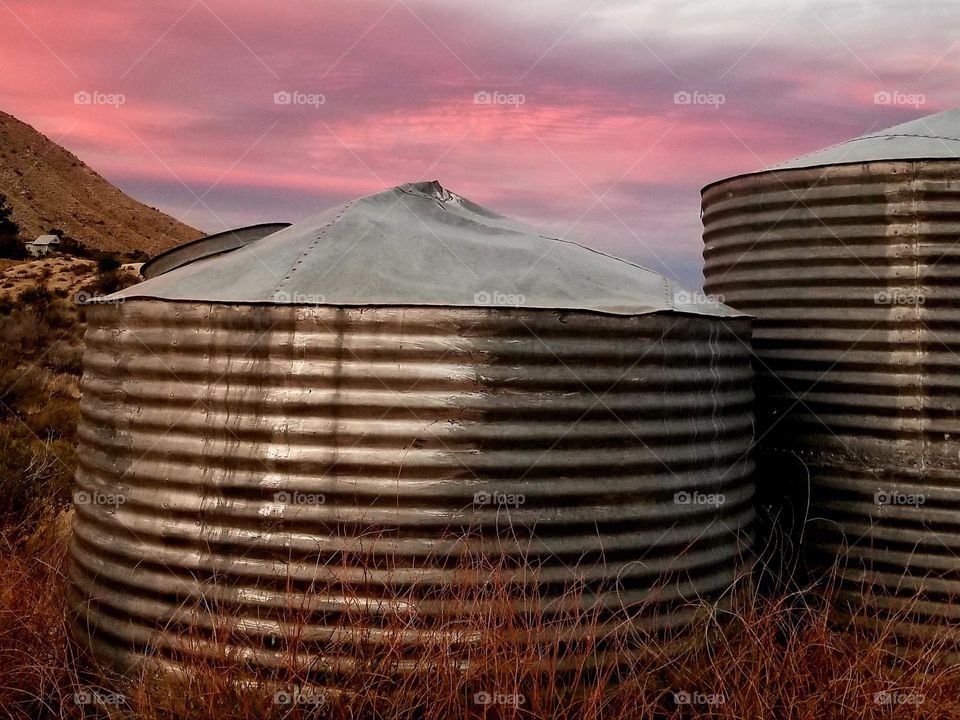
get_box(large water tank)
[702,110,960,644]
[70,181,754,682]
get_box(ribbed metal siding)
[69,301,754,679]
[703,159,960,640]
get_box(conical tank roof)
[704,109,960,191]
[110,181,741,318]
[769,108,960,172]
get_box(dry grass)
[0,510,83,719]
[3,513,960,720]
[0,299,83,523]
[2,258,959,719]
[0,256,96,301]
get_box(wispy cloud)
[1,0,958,287]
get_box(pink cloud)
[1,0,959,287]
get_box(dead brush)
[0,508,90,720]
[5,515,960,719]
[121,542,687,719]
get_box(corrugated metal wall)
[69,301,754,680]
[703,159,960,641]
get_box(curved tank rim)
[702,108,960,194]
[78,295,753,319]
[700,155,960,195]
[140,222,292,279]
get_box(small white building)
[26,234,61,257]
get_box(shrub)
[58,235,91,259]
[0,365,38,414]
[17,284,54,308]
[0,236,26,260]
[84,268,139,296]
[24,397,79,441]
[0,194,22,260]
[0,509,76,719]
[43,301,77,331]
[0,311,43,361]
[0,422,74,522]
[47,341,84,376]
[96,254,121,273]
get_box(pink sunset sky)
[1,0,957,288]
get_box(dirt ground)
[0,255,96,300]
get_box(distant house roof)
[30,234,61,245]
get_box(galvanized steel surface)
[112,181,744,319]
[140,223,292,279]
[702,157,960,640]
[709,108,960,178]
[69,301,754,679]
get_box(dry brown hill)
[0,111,201,254]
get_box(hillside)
[0,111,201,254]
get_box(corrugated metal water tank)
[702,110,960,644]
[70,181,754,681]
